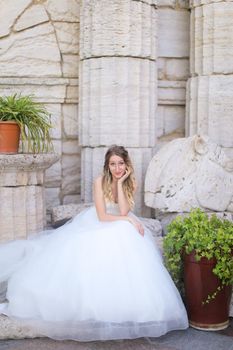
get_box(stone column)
[187,0,233,316]
[186,0,233,152]
[79,0,158,216]
[0,154,59,243]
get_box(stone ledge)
[0,315,39,339]
[0,154,59,186]
[51,203,92,227]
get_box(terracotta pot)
[184,251,232,331]
[0,121,20,154]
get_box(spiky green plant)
[0,94,53,153]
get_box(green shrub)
[0,94,53,153]
[163,208,233,303]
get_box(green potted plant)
[0,94,53,153]
[163,208,233,331]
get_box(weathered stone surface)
[158,8,190,58]
[79,0,158,216]
[51,140,62,156]
[45,104,62,140]
[79,57,157,147]
[62,104,79,138]
[186,76,233,148]
[65,85,79,103]
[0,24,61,77]
[45,0,80,22]
[62,140,81,155]
[190,2,233,75]
[54,22,79,54]
[0,2,79,227]
[45,160,62,188]
[0,154,59,242]
[62,54,79,78]
[51,203,92,227]
[80,0,157,59]
[156,105,185,138]
[191,0,233,8]
[0,315,39,339]
[0,0,31,37]
[15,4,49,32]
[158,0,189,7]
[158,80,186,105]
[0,154,59,186]
[45,187,61,211]
[0,186,44,242]
[0,78,69,103]
[0,84,67,104]
[61,154,81,195]
[158,58,189,81]
[63,194,81,205]
[145,135,233,213]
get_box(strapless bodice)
[105,201,120,215]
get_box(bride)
[0,145,188,341]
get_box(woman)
[0,145,188,341]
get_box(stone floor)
[0,319,232,350]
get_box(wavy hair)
[102,145,136,209]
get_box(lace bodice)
[105,201,120,215]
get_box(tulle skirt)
[0,206,188,341]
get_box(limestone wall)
[79,0,158,216]
[186,0,233,157]
[0,0,81,217]
[157,0,189,144]
[0,0,191,219]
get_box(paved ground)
[0,319,232,350]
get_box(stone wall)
[79,0,158,217]
[0,0,81,218]
[0,0,191,218]
[186,0,233,158]
[157,0,189,145]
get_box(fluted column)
[0,154,59,242]
[79,0,158,215]
[187,0,233,316]
[186,0,233,149]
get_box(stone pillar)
[79,0,158,215]
[186,0,233,151]
[0,154,59,243]
[187,0,233,315]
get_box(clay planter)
[184,251,232,331]
[0,121,20,154]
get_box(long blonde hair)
[102,145,136,209]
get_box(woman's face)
[108,155,126,180]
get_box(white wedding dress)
[0,202,188,341]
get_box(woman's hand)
[118,168,131,184]
[128,217,144,236]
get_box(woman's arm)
[117,170,131,215]
[93,177,144,235]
